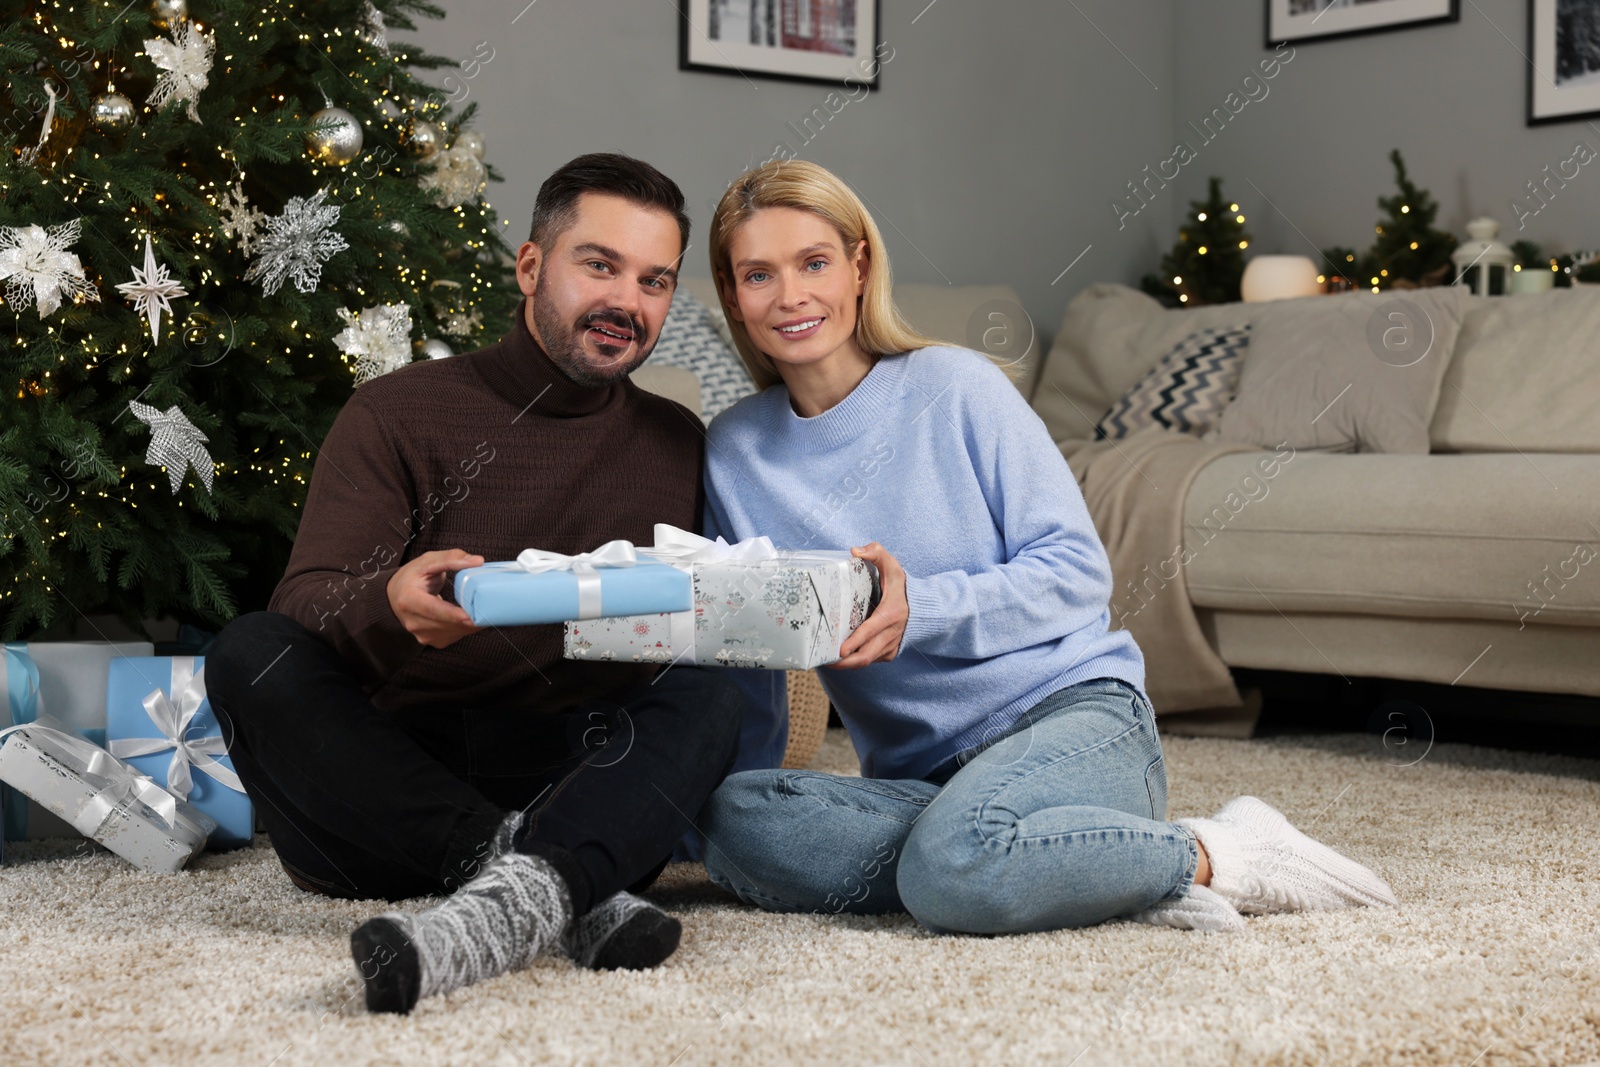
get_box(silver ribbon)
[0,717,214,847]
[107,656,244,799]
[499,539,641,620]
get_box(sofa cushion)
[1206,286,1471,454]
[1429,286,1600,453]
[1032,284,1255,442]
[1095,325,1249,440]
[1178,449,1600,628]
[648,288,757,421]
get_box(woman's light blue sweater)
[703,345,1147,781]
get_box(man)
[206,154,757,1015]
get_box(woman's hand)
[387,549,485,648]
[829,542,908,670]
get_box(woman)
[697,160,1397,934]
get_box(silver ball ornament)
[406,119,443,159]
[455,130,486,161]
[152,0,187,30]
[306,106,364,165]
[92,93,135,131]
[415,338,453,360]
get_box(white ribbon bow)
[640,523,782,564]
[108,657,244,800]
[509,539,641,620]
[0,717,214,846]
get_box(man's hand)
[387,549,486,648]
[827,542,908,670]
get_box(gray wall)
[399,1,1179,345]
[1169,0,1600,271]
[400,1,1598,345]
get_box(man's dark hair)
[527,153,690,255]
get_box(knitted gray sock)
[352,851,573,1013]
[562,891,682,970]
[490,808,524,861]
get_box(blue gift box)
[454,549,692,627]
[105,656,253,850]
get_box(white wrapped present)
[3,639,154,840]
[0,718,215,873]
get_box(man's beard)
[531,270,654,387]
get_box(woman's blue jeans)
[700,676,1201,934]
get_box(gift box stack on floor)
[0,637,249,871]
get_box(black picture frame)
[1527,0,1600,126]
[1264,0,1459,48]
[679,0,885,91]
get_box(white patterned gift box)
[563,525,880,670]
[0,718,214,873]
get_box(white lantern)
[1451,217,1516,296]
[1240,255,1322,302]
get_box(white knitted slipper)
[1124,882,1246,932]
[1181,795,1399,915]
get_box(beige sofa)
[1032,284,1600,703]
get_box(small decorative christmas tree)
[1141,178,1251,307]
[1319,149,1456,292]
[1319,245,1366,290]
[1369,149,1456,288]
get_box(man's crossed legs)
[206,610,747,1013]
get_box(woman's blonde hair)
[708,160,940,391]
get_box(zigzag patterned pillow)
[649,289,758,421]
[1094,324,1250,441]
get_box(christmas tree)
[1319,149,1456,292]
[0,0,517,641]
[1140,177,1251,308]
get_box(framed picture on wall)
[1265,0,1459,46]
[1528,0,1600,125]
[680,0,884,89]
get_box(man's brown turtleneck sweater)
[268,296,705,715]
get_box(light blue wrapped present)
[105,656,253,850]
[454,539,692,627]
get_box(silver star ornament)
[116,235,188,345]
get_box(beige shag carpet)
[4,726,1600,1067]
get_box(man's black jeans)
[205,611,745,907]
